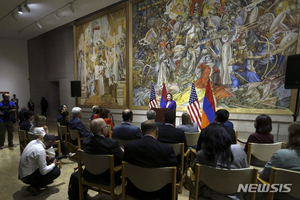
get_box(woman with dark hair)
[100,108,114,131]
[192,123,248,199]
[244,114,274,153]
[161,93,176,110]
[177,113,199,132]
[257,122,300,200]
[92,106,102,120]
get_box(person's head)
[24,110,34,121]
[29,99,33,102]
[164,110,175,124]
[146,110,156,120]
[122,109,133,122]
[255,114,272,135]
[92,105,99,112]
[13,94,16,98]
[33,114,46,127]
[90,118,108,136]
[2,93,10,102]
[61,111,69,120]
[43,134,57,149]
[95,106,103,115]
[58,107,64,114]
[72,107,82,118]
[100,108,110,119]
[202,123,233,164]
[286,122,300,154]
[215,109,230,123]
[63,104,67,111]
[142,120,158,138]
[182,113,193,125]
[166,93,173,101]
[42,97,45,100]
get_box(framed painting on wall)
[74,2,128,108]
[129,0,300,115]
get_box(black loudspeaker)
[71,81,81,97]
[285,54,300,89]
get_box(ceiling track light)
[11,12,17,21]
[24,2,31,13]
[37,22,42,29]
[54,12,60,20]
[18,5,23,14]
[69,3,75,13]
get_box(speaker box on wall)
[285,54,300,89]
[71,81,81,97]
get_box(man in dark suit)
[141,110,164,129]
[69,107,92,145]
[112,109,142,140]
[196,109,236,151]
[157,110,188,153]
[82,118,124,185]
[124,120,181,200]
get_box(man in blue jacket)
[0,93,17,149]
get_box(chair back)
[59,125,68,139]
[114,138,139,147]
[122,161,177,200]
[247,142,284,166]
[57,122,60,137]
[28,132,41,142]
[18,130,28,154]
[267,167,300,200]
[193,164,258,200]
[69,129,81,149]
[184,132,199,147]
[165,143,184,156]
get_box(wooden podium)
[152,108,175,126]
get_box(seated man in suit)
[124,120,182,200]
[140,110,164,129]
[196,109,236,151]
[157,110,187,153]
[82,118,124,185]
[112,109,142,140]
[69,107,92,145]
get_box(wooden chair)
[59,125,69,145]
[192,164,258,200]
[122,161,177,200]
[165,143,187,194]
[27,132,62,168]
[18,129,28,154]
[247,142,285,167]
[184,132,200,148]
[267,167,300,200]
[113,138,139,147]
[69,129,85,151]
[77,149,122,200]
[56,122,60,137]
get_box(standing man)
[19,134,61,196]
[40,97,48,117]
[28,99,35,111]
[11,94,19,119]
[0,93,17,149]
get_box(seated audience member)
[158,110,187,152]
[196,109,236,151]
[90,105,98,120]
[19,134,61,196]
[177,113,199,132]
[20,110,34,132]
[30,115,74,157]
[100,108,114,129]
[224,119,234,129]
[18,107,29,126]
[69,107,93,144]
[244,114,274,153]
[60,111,70,128]
[258,122,300,200]
[82,118,124,185]
[192,123,248,200]
[56,106,64,122]
[140,110,163,129]
[92,106,102,120]
[112,109,142,140]
[124,120,182,200]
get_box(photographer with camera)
[19,134,61,196]
[0,93,17,149]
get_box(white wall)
[0,39,30,108]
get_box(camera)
[49,155,68,163]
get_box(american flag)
[187,82,202,130]
[149,82,158,110]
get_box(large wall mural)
[132,0,300,111]
[75,7,127,106]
